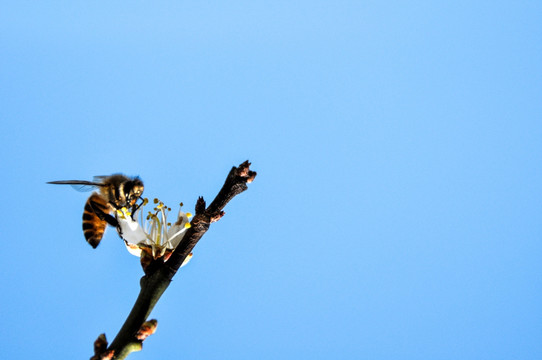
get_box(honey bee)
[47,174,144,248]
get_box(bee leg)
[90,200,118,227]
[129,197,145,219]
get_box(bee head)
[125,177,144,206]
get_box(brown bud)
[210,211,225,223]
[247,171,257,183]
[238,160,251,177]
[136,319,158,341]
[93,333,108,354]
[90,334,114,360]
[99,350,115,360]
[195,196,206,215]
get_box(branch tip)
[237,161,256,183]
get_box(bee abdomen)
[82,193,110,248]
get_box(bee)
[47,174,144,248]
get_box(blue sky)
[1,1,541,359]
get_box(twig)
[97,161,256,359]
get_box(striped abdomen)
[82,193,111,248]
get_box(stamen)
[120,197,192,263]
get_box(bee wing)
[47,180,103,192]
[93,175,110,182]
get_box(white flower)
[116,198,193,266]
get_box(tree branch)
[100,161,256,359]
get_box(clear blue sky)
[1,1,541,359]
